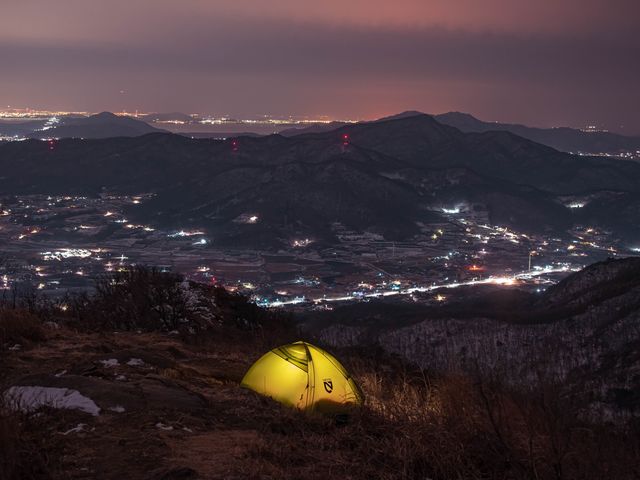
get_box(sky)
[1,0,639,132]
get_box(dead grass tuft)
[0,309,45,353]
[238,352,640,480]
[0,397,59,480]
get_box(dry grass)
[238,352,640,480]
[0,321,638,480]
[0,310,56,480]
[0,398,59,480]
[0,309,45,353]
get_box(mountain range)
[5,110,640,157]
[0,112,165,139]
[1,113,640,245]
[35,112,165,139]
[282,111,640,157]
[434,112,640,156]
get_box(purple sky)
[1,0,639,132]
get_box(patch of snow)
[5,386,101,416]
[55,370,67,377]
[108,405,126,413]
[126,358,144,367]
[379,171,406,181]
[60,423,87,435]
[100,359,119,368]
[8,344,21,351]
[115,375,127,381]
[155,422,173,431]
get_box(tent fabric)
[241,341,363,413]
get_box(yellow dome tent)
[241,341,363,413]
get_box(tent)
[241,341,363,413]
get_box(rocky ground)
[2,327,274,479]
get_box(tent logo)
[323,378,333,393]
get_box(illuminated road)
[264,264,580,308]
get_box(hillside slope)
[4,325,637,480]
[316,257,640,420]
[435,111,640,156]
[282,111,640,156]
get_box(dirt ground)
[2,326,297,480]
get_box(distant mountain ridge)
[29,112,166,139]
[8,110,638,156]
[434,111,640,156]
[282,111,640,157]
[140,112,195,123]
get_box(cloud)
[2,0,638,39]
[0,8,637,128]
[2,19,637,84]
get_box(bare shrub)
[0,309,44,353]
[240,351,640,480]
[86,267,190,331]
[0,396,56,480]
[62,267,294,339]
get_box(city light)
[292,238,313,247]
[0,191,618,312]
[42,249,92,261]
[442,207,460,214]
[233,214,259,224]
[168,230,205,237]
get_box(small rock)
[100,359,119,368]
[60,423,87,435]
[127,358,145,367]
